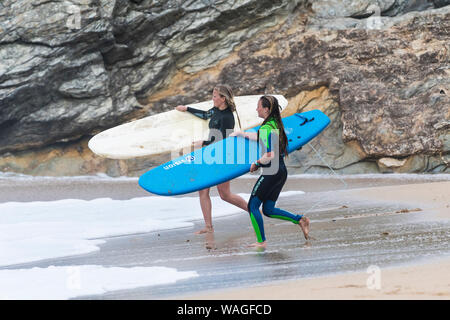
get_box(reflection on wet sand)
[204,231,216,251]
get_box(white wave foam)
[0,172,138,182]
[0,191,304,267]
[0,265,198,300]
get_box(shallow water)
[1,173,449,202]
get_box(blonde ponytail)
[214,84,242,130]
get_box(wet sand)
[1,174,449,299]
[178,181,450,300]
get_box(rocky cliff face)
[0,0,449,176]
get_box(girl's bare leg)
[196,188,213,234]
[216,181,248,211]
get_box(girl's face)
[256,99,269,119]
[212,89,226,109]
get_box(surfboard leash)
[307,142,348,188]
[299,142,349,216]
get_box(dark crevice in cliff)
[0,120,16,140]
[0,38,56,49]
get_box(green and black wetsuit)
[247,117,303,243]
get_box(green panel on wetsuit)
[268,215,300,224]
[259,118,278,152]
[249,212,263,243]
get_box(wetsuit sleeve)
[186,107,213,120]
[259,124,273,152]
[202,136,215,147]
[202,117,221,146]
[258,124,279,167]
[202,139,213,146]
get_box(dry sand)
[181,181,450,300]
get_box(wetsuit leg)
[262,167,303,224]
[248,165,303,243]
[262,200,303,224]
[247,194,265,243]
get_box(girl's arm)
[250,151,274,172]
[175,105,212,120]
[230,131,258,141]
[186,106,212,120]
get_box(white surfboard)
[88,95,288,159]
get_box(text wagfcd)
[221,304,272,315]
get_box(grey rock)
[0,0,300,154]
[0,1,448,176]
[215,5,449,174]
[433,0,450,8]
[311,0,396,18]
[311,0,445,18]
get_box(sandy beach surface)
[179,181,450,300]
[182,257,450,300]
[1,174,449,300]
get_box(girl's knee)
[248,197,261,213]
[247,199,254,213]
[198,189,210,199]
[262,201,275,217]
[218,190,231,202]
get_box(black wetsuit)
[187,106,235,146]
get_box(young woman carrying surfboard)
[231,95,310,248]
[175,85,248,235]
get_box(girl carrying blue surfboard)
[175,85,248,235]
[231,95,310,248]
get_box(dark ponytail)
[258,95,288,157]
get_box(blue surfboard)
[139,110,330,196]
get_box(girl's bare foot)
[194,225,214,235]
[247,241,267,249]
[298,216,310,240]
